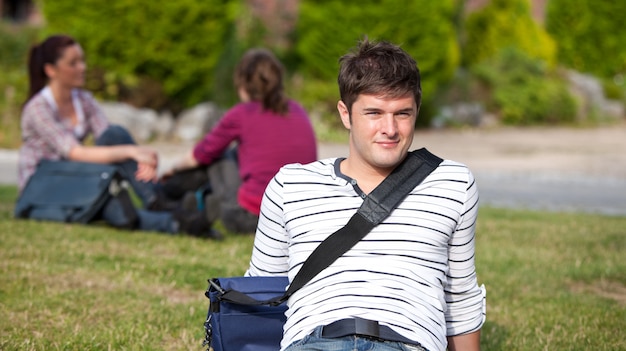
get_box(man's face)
[338,93,417,175]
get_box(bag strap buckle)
[202,314,213,351]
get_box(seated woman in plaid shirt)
[17,34,215,238]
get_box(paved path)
[2,126,625,216]
[0,149,18,186]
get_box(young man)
[247,38,486,351]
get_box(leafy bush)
[0,23,41,148]
[471,48,577,125]
[0,24,38,69]
[546,0,626,107]
[546,0,626,80]
[41,0,239,111]
[602,78,625,101]
[292,0,460,128]
[462,0,556,68]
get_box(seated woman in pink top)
[162,48,318,234]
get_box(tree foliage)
[295,0,459,98]
[292,0,460,127]
[0,24,40,148]
[41,0,239,110]
[546,0,626,79]
[462,0,556,67]
[27,0,621,128]
[472,48,577,125]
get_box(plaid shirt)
[17,87,109,191]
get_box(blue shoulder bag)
[14,160,120,223]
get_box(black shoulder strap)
[217,148,443,306]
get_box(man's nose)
[380,114,398,136]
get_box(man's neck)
[339,157,394,194]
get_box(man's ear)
[337,100,351,129]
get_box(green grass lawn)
[1,184,625,350]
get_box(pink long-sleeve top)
[192,100,317,215]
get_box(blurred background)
[1,0,624,148]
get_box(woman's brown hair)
[25,35,76,104]
[234,48,288,115]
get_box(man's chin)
[372,154,407,170]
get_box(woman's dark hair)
[234,48,288,115]
[25,35,77,103]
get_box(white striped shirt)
[247,156,486,351]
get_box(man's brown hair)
[338,37,422,115]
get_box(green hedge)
[22,0,616,130]
[0,24,41,148]
[462,0,555,67]
[292,0,460,128]
[41,0,239,110]
[546,0,626,80]
[472,48,577,125]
